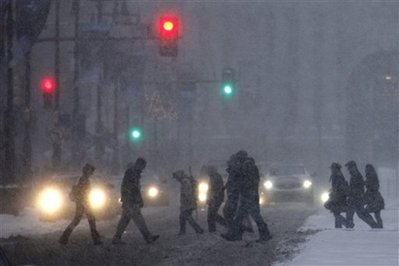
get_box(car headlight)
[38,187,63,214]
[198,193,207,202]
[259,195,266,205]
[148,186,159,198]
[198,182,209,193]
[264,181,273,190]
[303,180,312,189]
[89,188,106,209]
[321,192,329,203]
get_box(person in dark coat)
[222,150,248,231]
[207,165,227,232]
[59,163,102,245]
[173,170,204,235]
[324,163,350,228]
[112,158,159,244]
[222,157,272,242]
[345,160,378,228]
[364,164,384,228]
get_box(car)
[196,160,270,209]
[261,164,314,205]
[34,173,120,222]
[140,171,170,207]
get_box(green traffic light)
[224,85,233,95]
[222,83,234,97]
[130,128,142,142]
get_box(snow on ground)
[277,201,399,266]
[0,207,167,239]
[0,209,68,238]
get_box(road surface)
[1,203,316,266]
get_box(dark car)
[261,164,314,205]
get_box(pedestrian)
[112,158,159,244]
[222,150,247,232]
[364,164,384,228]
[207,165,226,232]
[173,170,204,235]
[222,157,272,242]
[324,163,350,228]
[345,160,378,228]
[59,163,102,245]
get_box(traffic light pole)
[4,1,16,184]
[51,0,62,169]
[22,52,32,179]
[71,0,82,168]
[94,0,105,164]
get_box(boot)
[196,228,204,234]
[59,227,73,245]
[112,237,126,245]
[256,234,273,243]
[221,232,242,241]
[145,234,160,244]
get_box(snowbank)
[279,202,399,266]
[0,209,69,238]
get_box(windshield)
[270,166,305,176]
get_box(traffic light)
[221,68,235,98]
[130,127,142,142]
[158,16,179,57]
[40,76,56,108]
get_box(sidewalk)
[279,203,399,266]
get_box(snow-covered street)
[279,202,399,266]
[0,203,315,266]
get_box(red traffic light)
[159,16,178,39]
[40,77,56,94]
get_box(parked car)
[261,164,314,205]
[34,173,119,222]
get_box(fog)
[1,0,398,183]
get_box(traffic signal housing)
[40,76,56,108]
[221,68,235,98]
[158,16,179,57]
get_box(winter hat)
[345,160,357,168]
[330,162,341,169]
[83,163,95,173]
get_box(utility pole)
[71,0,83,168]
[4,0,16,184]
[94,0,105,164]
[22,52,32,179]
[51,0,62,169]
[112,79,120,174]
[54,0,60,109]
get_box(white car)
[261,164,314,205]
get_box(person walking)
[59,163,102,245]
[112,158,159,244]
[324,163,350,228]
[345,160,378,228]
[364,164,384,228]
[173,170,204,235]
[206,165,226,232]
[222,157,272,242]
[222,151,248,233]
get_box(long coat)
[179,177,198,212]
[325,172,349,213]
[208,172,225,205]
[120,168,144,208]
[347,170,365,208]
[364,170,385,212]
